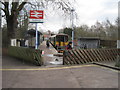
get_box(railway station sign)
[29,10,44,23]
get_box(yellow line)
[0,65,119,73]
[1,65,97,71]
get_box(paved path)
[2,59,119,88]
[1,41,119,88]
[2,54,119,88]
[39,41,63,67]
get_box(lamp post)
[71,7,75,48]
[117,1,120,49]
[0,3,1,31]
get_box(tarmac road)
[1,41,119,88]
[2,56,119,88]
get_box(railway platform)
[2,59,119,88]
[2,41,119,88]
[38,41,63,67]
[2,50,119,88]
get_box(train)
[49,34,69,53]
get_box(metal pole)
[0,3,1,31]
[117,1,120,49]
[71,8,75,48]
[35,23,38,49]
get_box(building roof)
[27,29,43,36]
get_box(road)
[2,56,119,88]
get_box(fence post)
[63,51,65,65]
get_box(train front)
[56,34,68,53]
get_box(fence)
[63,48,120,65]
[8,46,43,66]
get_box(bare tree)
[0,0,72,46]
[0,1,27,45]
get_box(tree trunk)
[6,14,18,46]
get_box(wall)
[78,39,100,48]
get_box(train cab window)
[56,35,68,42]
[64,36,68,42]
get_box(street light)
[0,3,1,31]
[71,7,75,48]
[117,1,120,48]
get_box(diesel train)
[49,34,69,52]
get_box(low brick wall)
[8,46,43,66]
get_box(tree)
[2,24,8,47]
[1,1,27,46]
[74,26,88,38]
[63,27,72,37]
[0,0,72,46]
[16,9,29,38]
[103,19,118,40]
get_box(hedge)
[8,46,43,66]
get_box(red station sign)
[29,10,44,23]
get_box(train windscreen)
[56,35,68,42]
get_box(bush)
[8,46,43,66]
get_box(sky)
[37,0,119,33]
[1,0,119,33]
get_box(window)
[56,35,68,42]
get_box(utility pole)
[117,1,120,48]
[71,7,75,48]
[116,1,120,69]
[0,3,1,31]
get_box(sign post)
[35,23,38,49]
[29,10,44,49]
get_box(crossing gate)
[63,49,120,65]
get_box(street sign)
[29,10,44,23]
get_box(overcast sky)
[38,0,119,33]
[1,0,119,33]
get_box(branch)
[27,2,37,9]
[0,7,6,13]
[11,2,19,15]
[4,2,9,16]
[0,1,5,6]
[17,2,27,11]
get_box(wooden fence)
[63,48,120,65]
[8,46,43,66]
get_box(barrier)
[63,48,120,65]
[8,46,43,66]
